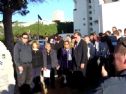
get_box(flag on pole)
[38,14,42,20]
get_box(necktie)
[67,49,72,61]
[74,42,77,49]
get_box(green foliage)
[0,0,46,54]
[12,22,58,37]
[0,27,4,41]
[0,36,4,41]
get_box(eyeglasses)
[22,37,28,39]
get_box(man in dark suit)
[73,32,88,73]
[72,32,88,89]
[87,38,126,94]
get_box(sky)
[0,0,74,23]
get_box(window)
[89,22,93,26]
[75,29,80,31]
[90,28,93,31]
[89,0,91,3]
[89,5,92,9]
[74,9,77,11]
[89,17,92,20]
[94,20,98,24]
[83,23,86,26]
[73,0,77,4]
[83,18,85,20]
[89,11,92,14]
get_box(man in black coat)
[87,38,126,94]
[73,32,88,73]
[72,32,88,89]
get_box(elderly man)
[88,38,126,94]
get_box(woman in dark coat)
[59,40,75,87]
[42,43,59,88]
[31,40,43,93]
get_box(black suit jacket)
[73,39,88,69]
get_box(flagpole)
[37,14,42,40]
[38,16,39,40]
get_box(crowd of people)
[13,32,88,94]
[1,26,126,94]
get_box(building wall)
[73,0,88,35]
[73,0,101,35]
[73,0,126,35]
[100,0,126,33]
[88,0,102,34]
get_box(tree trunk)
[3,8,14,55]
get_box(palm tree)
[0,0,45,54]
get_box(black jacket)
[73,39,88,69]
[88,70,126,94]
[32,49,43,68]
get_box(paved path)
[41,77,86,94]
